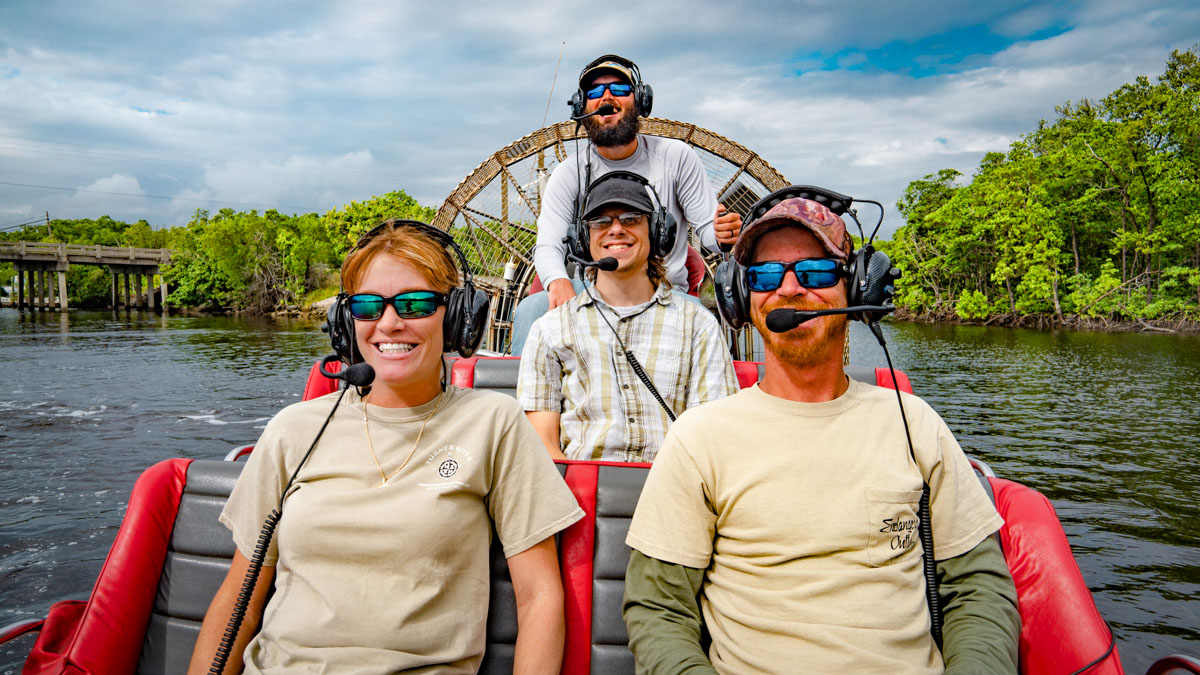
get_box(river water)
[1,309,1197,672]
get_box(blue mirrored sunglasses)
[346,291,447,320]
[586,82,633,99]
[745,258,844,292]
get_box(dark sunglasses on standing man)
[586,82,634,99]
[346,291,447,320]
[744,258,845,292]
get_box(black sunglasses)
[745,258,845,292]
[346,291,447,320]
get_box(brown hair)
[340,220,458,294]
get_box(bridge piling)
[2,241,171,312]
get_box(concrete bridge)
[0,241,172,312]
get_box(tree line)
[882,47,1199,328]
[1,191,434,312]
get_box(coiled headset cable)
[208,368,369,674]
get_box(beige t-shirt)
[221,385,584,674]
[626,380,1003,675]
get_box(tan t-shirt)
[626,380,1003,675]
[221,385,584,674]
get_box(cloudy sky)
[1,0,1197,239]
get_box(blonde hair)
[341,220,458,294]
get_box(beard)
[751,301,848,367]
[583,104,640,147]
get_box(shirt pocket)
[865,488,923,567]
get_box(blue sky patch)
[130,106,175,115]
[796,22,1072,78]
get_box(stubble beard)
[584,104,640,147]
[752,306,848,367]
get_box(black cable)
[208,385,350,674]
[868,321,942,650]
[580,281,676,422]
[1066,618,1118,675]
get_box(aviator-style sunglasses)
[585,212,647,229]
[586,82,634,99]
[745,258,845,292]
[346,291,447,320]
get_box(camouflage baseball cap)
[732,197,852,264]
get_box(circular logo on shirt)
[438,459,459,478]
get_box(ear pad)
[566,214,591,262]
[847,248,898,323]
[444,286,489,357]
[654,210,676,258]
[713,260,751,329]
[324,296,358,363]
[636,82,653,117]
[569,89,585,118]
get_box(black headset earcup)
[566,217,591,262]
[714,260,750,329]
[325,297,357,364]
[569,89,585,119]
[458,287,490,357]
[861,250,894,307]
[657,210,676,258]
[637,83,653,117]
[443,286,490,356]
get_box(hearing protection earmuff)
[713,185,897,329]
[325,219,489,361]
[565,170,676,264]
[568,54,653,119]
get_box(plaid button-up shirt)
[517,284,738,462]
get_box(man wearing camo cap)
[623,196,1020,673]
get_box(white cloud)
[0,0,1196,237]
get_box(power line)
[0,180,323,213]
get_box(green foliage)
[65,267,115,308]
[5,189,439,311]
[322,191,437,259]
[954,290,991,320]
[885,46,1200,323]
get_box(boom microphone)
[571,104,618,120]
[567,253,619,271]
[765,305,895,332]
[318,354,376,387]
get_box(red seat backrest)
[990,477,1123,674]
[303,359,340,401]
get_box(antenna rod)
[542,42,566,129]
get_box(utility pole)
[45,211,51,239]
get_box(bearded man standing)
[622,197,1020,674]
[511,54,741,354]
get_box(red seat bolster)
[559,463,598,675]
[990,477,1123,675]
[875,367,912,393]
[303,359,339,401]
[733,361,760,389]
[22,458,191,675]
[451,356,478,388]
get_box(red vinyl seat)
[5,356,1150,674]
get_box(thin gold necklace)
[362,391,444,488]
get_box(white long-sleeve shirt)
[532,135,719,291]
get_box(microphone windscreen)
[765,309,798,333]
[594,257,619,272]
[342,362,376,387]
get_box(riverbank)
[893,308,1200,334]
